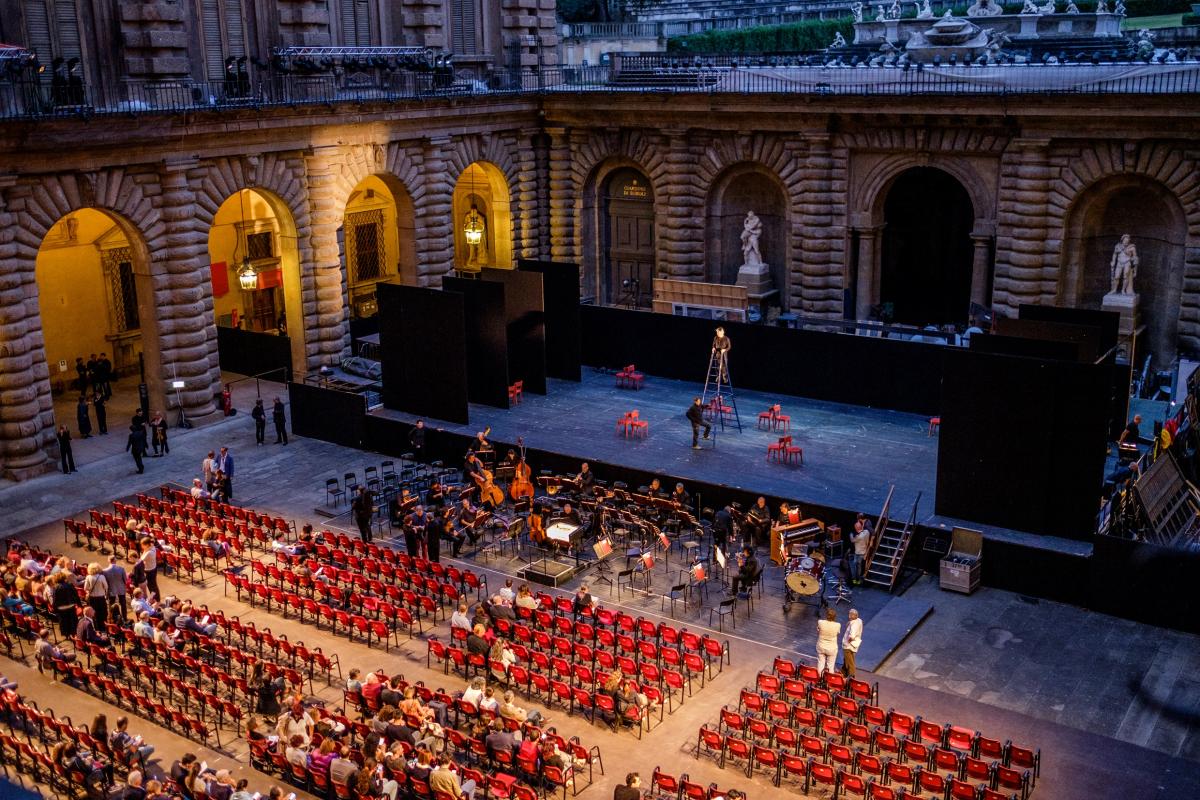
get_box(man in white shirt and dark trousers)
[841,608,863,679]
[850,517,871,586]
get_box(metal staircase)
[865,490,921,592]
[700,345,741,432]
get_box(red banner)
[257,268,283,290]
[210,261,228,296]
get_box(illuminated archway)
[341,174,417,318]
[452,162,513,271]
[34,207,155,420]
[206,188,305,373]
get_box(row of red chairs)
[151,486,292,535]
[112,500,254,557]
[646,767,744,800]
[63,517,213,586]
[248,556,463,611]
[766,660,1040,784]
[0,693,137,778]
[698,726,1025,800]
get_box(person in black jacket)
[251,399,266,445]
[272,397,288,444]
[57,425,76,474]
[731,546,760,596]
[686,397,710,449]
[126,424,147,474]
[409,419,425,461]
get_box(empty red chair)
[751,744,781,784]
[948,778,981,800]
[766,436,788,462]
[995,765,1030,799]
[778,753,809,791]
[838,771,869,799]
[917,769,947,796]
[1006,743,1040,782]
[963,757,994,784]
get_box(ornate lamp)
[463,213,483,246]
[237,257,257,290]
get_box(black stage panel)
[519,260,582,381]
[377,283,469,424]
[581,305,944,415]
[483,268,547,395]
[992,317,1101,363]
[443,277,510,409]
[970,333,1080,362]
[936,349,1110,540]
[288,381,366,448]
[1018,304,1119,355]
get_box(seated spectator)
[514,584,538,611]
[498,690,545,726]
[465,625,489,656]
[4,586,33,615]
[355,756,399,800]
[109,716,155,768]
[449,603,471,631]
[361,672,385,706]
[169,754,196,785]
[200,528,230,560]
[143,779,169,800]
[479,687,499,715]
[346,668,364,694]
[229,779,255,800]
[18,550,48,577]
[76,606,110,646]
[470,604,492,633]
[34,628,74,667]
[330,744,359,788]
[380,674,405,707]
[572,584,594,616]
[271,532,303,558]
[540,739,569,771]
[114,770,146,800]
[484,719,516,759]
[132,612,155,641]
[130,589,157,618]
[190,478,210,500]
[307,737,338,780]
[207,769,236,800]
[428,755,476,800]
[405,748,433,782]
[460,677,486,709]
[152,620,178,650]
[284,734,309,767]
[175,603,217,637]
[497,579,516,604]
[487,594,515,622]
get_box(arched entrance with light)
[206,188,305,375]
[878,167,977,327]
[34,207,158,443]
[452,162,512,271]
[342,174,418,318]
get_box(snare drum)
[785,556,824,596]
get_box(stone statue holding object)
[917,0,934,18]
[1065,0,1080,13]
[741,211,764,267]
[831,31,847,48]
[1110,234,1138,295]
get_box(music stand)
[591,538,614,588]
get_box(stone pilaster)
[993,138,1054,317]
[514,128,541,261]
[302,147,352,373]
[417,137,454,284]
[547,127,574,263]
[119,2,191,79]
[660,129,703,280]
[0,182,51,479]
[532,129,551,258]
[795,135,846,315]
[401,0,446,50]
[277,0,333,47]
[157,159,223,423]
[500,0,559,68]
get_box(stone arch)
[703,161,793,310]
[578,155,660,306]
[1048,141,1200,357]
[0,169,170,477]
[858,154,995,225]
[452,161,514,270]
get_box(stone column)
[157,159,223,424]
[416,137,454,284]
[0,180,51,479]
[659,129,703,279]
[514,127,542,262]
[303,146,353,373]
[852,219,883,321]
[546,127,574,263]
[969,222,996,309]
[993,138,1053,316]
[794,135,847,315]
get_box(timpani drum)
[785,556,825,596]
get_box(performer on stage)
[576,462,594,490]
[712,503,733,553]
[646,478,664,498]
[746,496,771,548]
[712,326,732,382]
[670,482,691,509]
[555,502,582,526]
[469,427,493,454]
[731,545,760,596]
[686,397,711,449]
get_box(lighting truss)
[271,46,447,68]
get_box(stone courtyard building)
[0,0,1197,478]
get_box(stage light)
[171,380,185,389]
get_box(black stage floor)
[376,369,936,522]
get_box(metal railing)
[1,60,1198,120]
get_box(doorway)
[603,167,655,308]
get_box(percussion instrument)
[771,516,824,565]
[785,556,824,596]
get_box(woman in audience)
[51,572,79,638]
[277,703,314,747]
[355,757,399,800]
[478,687,499,715]
[83,562,109,627]
[307,736,338,781]
[460,677,486,708]
[597,671,622,730]
[489,638,516,680]
[284,734,309,768]
[405,747,433,782]
[252,662,285,717]
[229,778,255,800]
[90,713,109,743]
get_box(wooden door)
[604,169,655,307]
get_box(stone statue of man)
[464,204,487,267]
[1110,233,1138,295]
[741,211,763,267]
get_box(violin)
[511,436,534,500]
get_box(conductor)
[686,397,711,450]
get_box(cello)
[473,466,505,507]
[511,436,534,501]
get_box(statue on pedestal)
[831,31,847,48]
[876,4,887,22]
[1066,1,1080,13]
[1096,0,1108,12]
[917,0,934,19]
[464,204,488,267]
[1039,0,1056,13]
[1021,0,1040,14]
[968,0,1004,15]
[852,2,864,22]
[1110,234,1138,295]
[888,0,902,18]
[741,211,764,267]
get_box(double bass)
[473,465,504,507]
[529,506,546,545]
[511,436,534,501]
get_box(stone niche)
[705,168,788,309]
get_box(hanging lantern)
[237,258,258,291]
[463,212,484,246]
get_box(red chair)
[839,771,869,799]
[809,760,837,794]
[778,753,809,792]
[1006,743,1040,783]
[948,778,981,800]
[916,768,947,797]
[885,760,916,791]
[616,365,644,390]
[751,744,782,784]
[784,437,803,465]
[649,767,680,800]
[767,436,787,462]
[902,739,931,768]
[963,757,994,785]
[928,417,941,436]
[994,765,1030,800]
[757,407,775,430]
[723,736,752,774]
[697,725,725,765]
[867,782,900,800]
[772,404,791,431]
[508,380,523,405]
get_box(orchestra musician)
[746,496,771,547]
[499,449,518,470]
[424,513,441,563]
[404,504,430,558]
[777,501,799,528]
[464,452,485,485]
[555,502,582,527]
[731,545,760,597]
[712,503,733,553]
[439,515,465,558]
[468,428,493,455]
[645,478,663,499]
[426,480,446,511]
[457,498,483,547]
[576,462,594,491]
[669,482,691,510]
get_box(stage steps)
[865,492,920,592]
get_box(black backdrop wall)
[217,326,292,379]
[288,381,366,448]
[443,277,510,409]
[581,306,945,414]
[518,260,582,382]
[482,269,547,395]
[377,283,470,424]
[936,349,1111,540]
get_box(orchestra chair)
[325,478,346,507]
[708,598,736,631]
[928,417,941,436]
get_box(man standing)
[126,423,147,474]
[151,412,168,456]
[251,399,266,446]
[850,516,871,586]
[841,608,863,679]
[686,397,711,450]
[712,326,732,382]
[409,419,425,461]
[93,393,107,435]
[712,503,732,554]
[97,352,113,399]
[77,395,93,439]
[272,397,288,444]
[103,555,128,621]
[1118,414,1143,446]
[218,447,234,499]
[57,425,76,474]
[352,486,374,543]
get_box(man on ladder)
[712,327,731,382]
[701,326,742,433]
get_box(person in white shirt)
[850,517,871,586]
[449,603,472,631]
[841,608,863,679]
[460,677,485,708]
[815,607,841,675]
[497,579,516,604]
[191,478,210,500]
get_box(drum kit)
[782,543,851,613]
